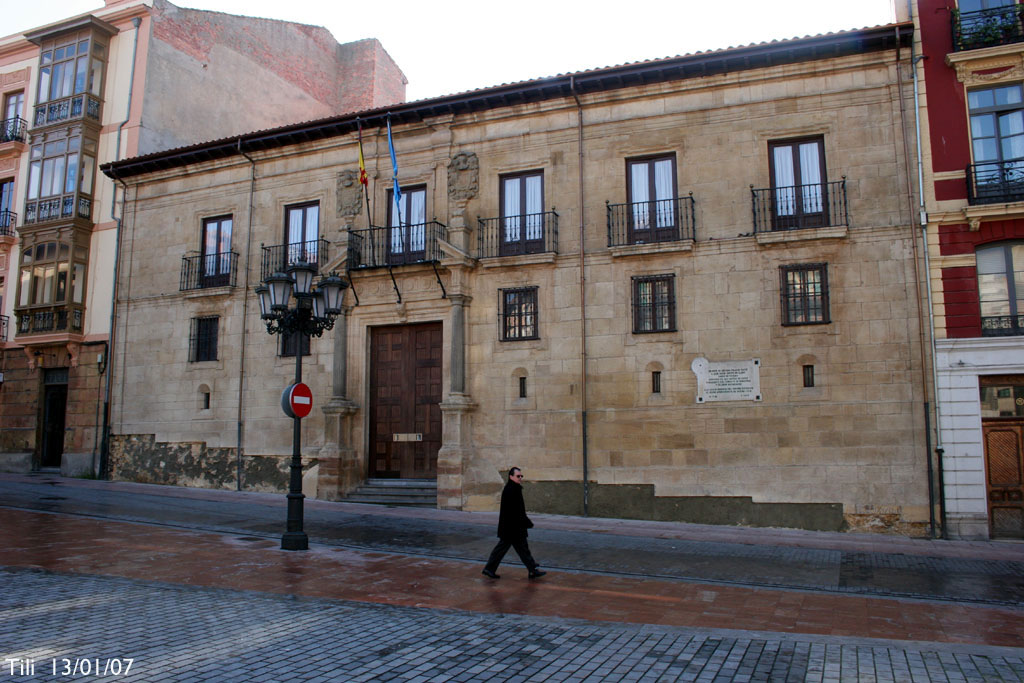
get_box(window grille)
[780,264,830,325]
[189,316,218,362]
[501,287,539,341]
[632,274,676,333]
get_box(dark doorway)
[369,322,442,478]
[40,368,69,468]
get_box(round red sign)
[281,382,313,419]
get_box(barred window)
[501,287,538,341]
[280,330,311,357]
[189,316,218,362]
[780,263,830,325]
[632,274,675,333]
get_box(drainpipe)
[897,25,937,540]
[570,77,589,516]
[99,17,142,479]
[236,140,257,491]
[907,4,947,538]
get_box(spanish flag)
[357,119,368,188]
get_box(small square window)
[501,287,539,341]
[780,263,830,326]
[632,275,676,333]
[189,316,218,362]
[280,330,311,357]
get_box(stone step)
[346,478,437,507]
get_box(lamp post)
[255,262,348,550]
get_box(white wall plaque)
[691,357,762,403]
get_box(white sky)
[8,1,898,102]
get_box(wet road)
[2,473,1022,607]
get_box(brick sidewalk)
[3,568,1024,682]
[2,508,1023,648]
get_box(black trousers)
[484,536,537,572]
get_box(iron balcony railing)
[478,211,558,258]
[16,305,84,335]
[982,314,1024,337]
[0,210,15,236]
[952,4,1024,51]
[966,161,1024,205]
[32,93,101,128]
[348,221,447,269]
[180,251,239,291]
[24,195,92,224]
[750,179,848,233]
[260,238,329,281]
[606,195,695,247]
[0,314,7,342]
[0,117,27,144]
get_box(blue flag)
[387,117,402,224]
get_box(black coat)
[496,479,533,540]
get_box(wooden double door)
[983,421,1024,539]
[369,323,442,479]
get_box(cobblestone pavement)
[2,474,1023,607]
[2,474,1024,681]
[3,568,1024,683]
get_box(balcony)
[16,305,84,336]
[0,314,7,342]
[1,117,27,144]
[347,221,447,270]
[0,210,15,237]
[982,314,1024,336]
[606,195,695,247]
[180,251,239,291]
[260,238,328,281]
[478,211,558,258]
[952,5,1024,52]
[24,195,92,225]
[966,161,1024,205]
[32,93,101,128]
[750,179,848,233]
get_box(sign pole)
[281,342,308,551]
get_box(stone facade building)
[102,22,931,534]
[0,0,406,477]
[914,0,1024,540]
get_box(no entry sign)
[281,382,313,419]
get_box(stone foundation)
[109,434,299,492]
[527,481,848,532]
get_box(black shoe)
[529,569,546,579]
[481,569,500,579]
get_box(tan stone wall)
[110,46,928,532]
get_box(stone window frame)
[280,330,311,358]
[976,240,1024,336]
[767,135,828,230]
[189,315,219,363]
[631,274,676,334]
[498,169,545,256]
[500,286,539,341]
[779,263,830,326]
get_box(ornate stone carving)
[949,53,1024,85]
[448,152,479,202]
[336,170,363,217]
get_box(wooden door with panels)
[369,323,442,479]
[981,375,1024,539]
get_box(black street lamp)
[255,262,348,550]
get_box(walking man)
[482,467,546,579]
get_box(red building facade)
[916,0,1024,539]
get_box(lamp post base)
[281,531,309,551]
